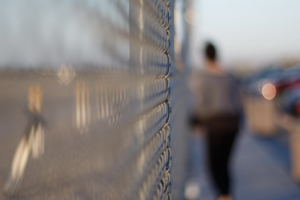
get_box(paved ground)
[185,126,300,200]
[0,78,170,200]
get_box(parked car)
[278,83,300,117]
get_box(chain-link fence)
[0,0,189,199]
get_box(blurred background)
[189,0,300,70]
[0,0,300,200]
[185,0,300,200]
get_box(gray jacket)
[195,72,242,120]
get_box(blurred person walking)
[190,42,241,200]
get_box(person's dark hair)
[204,42,217,61]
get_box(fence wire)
[0,0,189,199]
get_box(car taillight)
[262,83,276,100]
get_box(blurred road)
[0,78,115,199]
[185,125,300,200]
[0,77,150,199]
[0,76,171,199]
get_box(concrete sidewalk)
[185,128,300,200]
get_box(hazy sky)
[191,0,300,68]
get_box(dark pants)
[205,114,240,196]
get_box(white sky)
[190,0,300,69]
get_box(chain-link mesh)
[0,0,188,199]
